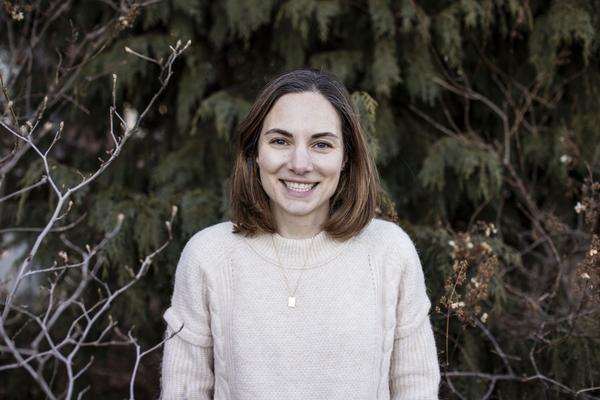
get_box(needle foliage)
[1,0,599,398]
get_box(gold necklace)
[271,234,317,308]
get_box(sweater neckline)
[242,230,350,269]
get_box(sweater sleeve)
[389,319,440,399]
[161,327,215,400]
[161,234,215,399]
[388,229,440,399]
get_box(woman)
[161,69,440,399]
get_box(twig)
[0,175,47,203]
[128,325,183,400]
[473,319,515,375]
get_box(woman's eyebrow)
[264,128,293,137]
[312,132,339,140]
[264,128,340,140]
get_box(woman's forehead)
[261,92,342,135]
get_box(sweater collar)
[242,230,349,269]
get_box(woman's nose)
[288,146,313,174]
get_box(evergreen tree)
[1,0,599,398]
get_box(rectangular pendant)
[288,296,296,308]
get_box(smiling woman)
[160,69,440,399]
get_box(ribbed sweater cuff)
[389,318,440,399]
[161,328,215,400]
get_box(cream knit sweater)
[161,219,440,399]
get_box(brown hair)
[230,69,382,240]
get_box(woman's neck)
[273,213,325,239]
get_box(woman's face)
[256,91,345,231]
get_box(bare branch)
[0,37,188,399]
[0,175,47,203]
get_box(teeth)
[283,181,316,192]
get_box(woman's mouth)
[280,180,318,192]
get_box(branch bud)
[124,106,138,131]
[58,251,68,263]
[581,272,591,280]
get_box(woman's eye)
[270,138,288,145]
[314,142,332,149]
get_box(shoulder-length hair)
[230,69,382,241]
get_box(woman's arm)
[386,225,440,399]
[389,319,440,399]
[160,233,216,399]
[161,327,214,400]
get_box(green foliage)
[3,0,600,397]
[276,0,318,43]
[150,140,207,194]
[179,188,221,237]
[412,226,453,287]
[309,50,364,84]
[314,0,342,42]
[372,38,401,97]
[274,0,341,44]
[419,137,503,204]
[398,0,425,34]
[273,20,306,69]
[176,46,209,132]
[368,0,395,37]
[352,91,380,161]
[197,91,251,139]
[372,103,400,164]
[142,1,171,29]
[521,127,568,183]
[404,45,440,104]
[529,1,596,83]
[435,7,463,70]
[224,0,276,42]
[171,0,206,25]
[208,2,229,47]
[459,0,494,30]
